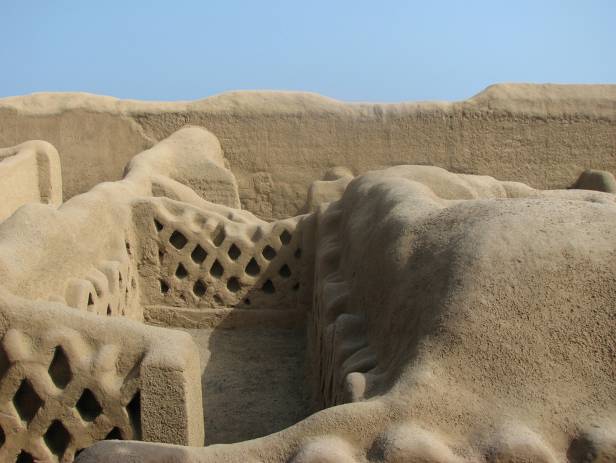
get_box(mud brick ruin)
[0,84,614,462]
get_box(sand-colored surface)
[182,327,307,445]
[1,84,615,219]
[0,87,613,462]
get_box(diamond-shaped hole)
[76,389,102,422]
[262,245,276,261]
[0,425,5,447]
[175,263,188,279]
[169,230,188,250]
[245,258,260,276]
[105,426,123,440]
[212,226,226,247]
[191,244,207,264]
[210,260,224,278]
[13,379,43,423]
[127,391,141,440]
[227,243,241,261]
[48,346,72,389]
[227,277,241,293]
[262,279,276,294]
[279,229,292,245]
[294,248,302,259]
[154,218,163,232]
[160,280,170,294]
[193,280,207,297]
[16,450,34,463]
[279,264,291,278]
[44,420,70,457]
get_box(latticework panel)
[0,328,142,462]
[139,199,306,311]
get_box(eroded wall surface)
[78,163,616,463]
[0,120,615,462]
[1,84,614,219]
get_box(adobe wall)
[0,83,614,219]
[0,141,62,221]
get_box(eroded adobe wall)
[0,141,62,221]
[133,197,311,330]
[0,84,615,219]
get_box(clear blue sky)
[1,1,614,102]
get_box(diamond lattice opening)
[16,451,34,463]
[227,277,241,293]
[245,258,260,276]
[105,426,123,440]
[48,346,72,389]
[279,229,292,245]
[210,260,224,278]
[213,227,226,247]
[169,230,188,250]
[262,279,276,294]
[228,243,241,260]
[262,245,276,260]
[193,280,207,297]
[76,388,102,422]
[175,263,188,279]
[191,244,207,264]
[44,420,70,458]
[279,264,291,278]
[13,379,43,423]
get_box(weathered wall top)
[1,84,615,219]
[2,84,616,117]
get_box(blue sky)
[1,1,614,102]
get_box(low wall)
[0,290,203,462]
[1,84,614,219]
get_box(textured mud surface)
[0,87,614,462]
[2,84,615,219]
[182,327,308,445]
